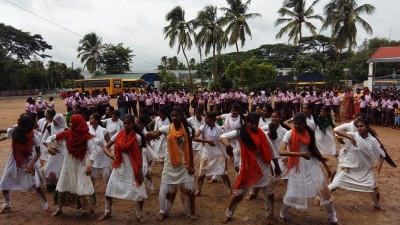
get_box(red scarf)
[113,129,142,186]
[12,130,34,168]
[234,127,273,190]
[56,114,92,161]
[287,128,310,173]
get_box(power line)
[4,0,83,37]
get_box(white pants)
[159,182,194,216]
[280,201,338,223]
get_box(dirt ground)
[0,95,398,225]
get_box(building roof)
[367,46,400,63]
[92,73,143,79]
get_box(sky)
[1,0,398,72]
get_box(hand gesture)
[137,169,144,185]
[25,163,35,175]
[350,137,357,147]
[84,166,92,176]
[208,140,216,147]
[225,145,234,158]
[274,166,282,177]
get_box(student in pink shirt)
[332,91,342,122]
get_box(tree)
[275,0,323,52]
[163,6,195,91]
[101,43,134,74]
[47,60,67,84]
[194,5,227,79]
[77,32,103,75]
[322,0,375,64]
[250,43,298,68]
[300,35,337,71]
[160,56,168,69]
[0,23,52,61]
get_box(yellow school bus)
[73,78,123,97]
[122,79,147,93]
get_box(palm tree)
[77,32,103,75]
[160,56,168,69]
[275,0,323,53]
[163,6,195,90]
[220,0,261,52]
[322,0,375,65]
[194,5,227,79]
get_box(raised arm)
[283,118,293,129]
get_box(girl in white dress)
[0,115,49,215]
[101,110,124,138]
[42,114,66,192]
[46,114,97,217]
[146,107,197,222]
[193,111,232,197]
[331,118,394,210]
[88,113,111,184]
[220,113,282,224]
[217,103,245,173]
[315,106,337,155]
[152,107,171,161]
[187,107,205,157]
[279,112,340,225]
[99,114,147,223]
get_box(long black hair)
[356,119,397,167]
[293,112,326,162]
[171,106,195,137]
[239,112,260,149]
[268,110,281,140]
[12,114,35,143]
[123,114,146,148]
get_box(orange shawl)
[234,127,273,190]
[113,130,142,186]
[287,128,310,173]
[167,123,191,169]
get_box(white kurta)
[42,125,66,180]
[187,116,205,152]
[261,124,288,179]
[105,132,147,201]
[36,118,52,161]
[334,121,358,166]
[315,125,337,155]
[159,125,194,184]
[221,114,243,167]
[329,132,385,192]
[281,130,331,209]
[152,116,170,159]
[88,124,109,168]
[0,128,43,190]
[198,124,227,176]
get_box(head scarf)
[51,114,66,135]
[113,129,142,186]
[56,114,92,160]
[287,127,310,173]
[167,123,191,169]
[234,127,273,190]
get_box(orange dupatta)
[167,123,191,169]
[287,127,310,173]
[234,127,273,190]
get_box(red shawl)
[56,114,92,161]
[12,130,34,168]
[113,129,142,186]
[287,127,310,173]
[234,127,273,190]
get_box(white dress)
[159,125,194,184]
[47,135,97,209]
[198,124,227,176]
[334,121,358,166]
[36,118,52,161]
[152,116,170,159]
[187,116,205,152]
[258,117,272,128]
[221,130,277,188]
[88,123,110,180]
[105,132,147,201]
[281,130,331,209]
[0,128,43,191]
[315,123,337,155]
[329,132,385,192]
[261,124,288,179]
[221,114,243,168]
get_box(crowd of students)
[0,86,398,224]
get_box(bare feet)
[222,216,232,224]
[138,216,146,224]
[157,213,165,222]
[98,212,112,221]
[374,204,385,211]
[0,206,11,214]
[43,208,52,217]
[245,194,256,201]
[330,221,342,225]
[189,214,197,220]
[51,210,62,217]
[208,179,218,184]
[195,190,201,197]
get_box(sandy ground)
[0,95,399,225]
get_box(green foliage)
[250,43,297,68]
[101,43,134,74]
[0,23,52,61]
[292,55,322,75]
[77,32,103,75]
[323,66,345,86]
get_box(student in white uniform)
[0,115,50,215]
[187,107,206,158]
[315,106,337,155]
[152,107,171,161]
[99,114,147,223]
[193,111,232,197]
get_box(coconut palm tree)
[77,32,103,75]
[275,0,324,53]
[322,0,375,65]
[194,5,227,79]
[163,6,195,90]
[220,0,261,52]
